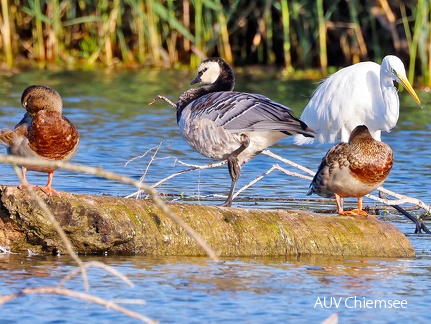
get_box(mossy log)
[0,185,414,258]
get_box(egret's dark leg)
[379,191,431,234]
[220,135,250,207]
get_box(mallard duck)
[308,125,393,216]
[0,85,80,196]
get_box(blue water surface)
[0,68,430,323]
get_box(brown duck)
[0,85,80,195]
[308,125,393,216]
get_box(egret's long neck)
[380,72,400,131]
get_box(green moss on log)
[0,185,415,258]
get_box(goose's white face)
[196,61,221,84]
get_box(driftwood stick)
[0,287,156,324]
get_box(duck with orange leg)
[0,85,80,196]
[308,125,393,217]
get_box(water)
[1,227,431,323]
[0,68,431,323]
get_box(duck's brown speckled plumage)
[308,125,393,216]
[28,111,79,161]
[0,85,80,195]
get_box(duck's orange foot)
[38,186,61,197]
[340,209,376,218]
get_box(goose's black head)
[190,57,235,91]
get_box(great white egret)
[294,55,422,145]
[0,85,80,196]
[308,125,393,216]
[176,57,314,207]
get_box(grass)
[0,1,429,85]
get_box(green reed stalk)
[280,0,291,69]
[146,0,162,64]
[117,8,134,64]
[346,0,367,62]
[401,0,428,83]
[409,0,428,83]
[191,0,203,68]
[107,0,120,65]
[416,2,431,86]
[316,0,327,73]
[214,0,232,63]
[32,0,46,61]
[290,0,311,68]
[126,0,146,63]
[428,4,431,86]
[1,0,13,67]
[263,0,272,64]
[49,0,62,62]
[368,6,381,61]
[166,0,178,64]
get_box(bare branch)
[233,164,313,199]
[148,95,176,107]
[367,191,431,212]
[262,149,315,176]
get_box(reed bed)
[0,0,429,84]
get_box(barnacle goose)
[176,57,314,207]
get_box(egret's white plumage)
[294,55,422,145]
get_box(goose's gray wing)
[187,91,313,137]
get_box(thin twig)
[124,142,163,167]
[148,95,176,107]
[0,287,156,324]
[262,149,315,176]
[125,159,227,199]
[233,164,312,199]
[57,261,134,289]
[12,165,90,292]
[125,142,164,199]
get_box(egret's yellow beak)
[398,75,423,108]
